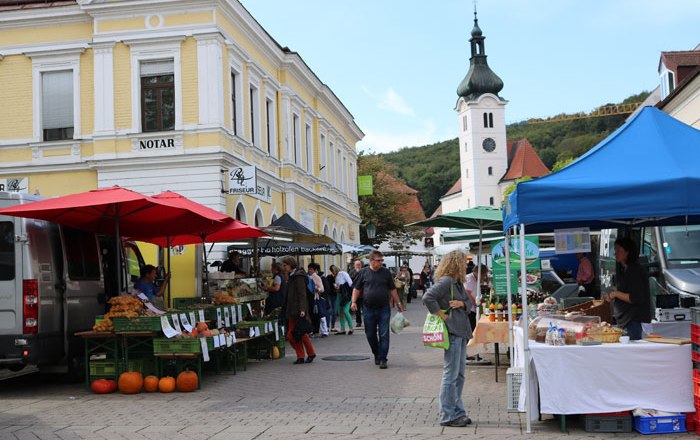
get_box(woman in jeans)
[422,250,473,427]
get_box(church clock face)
[482,137,496,152]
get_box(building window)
[462,115,468,131]
[489,112,494,128]
[305,124,313,173]
[489,196,494,206]
[342,156,348,194]
[265,98,272,154]
[337,147,342,190]
[488,166,493,176]
[329,142,335,185]
[231,72,238,136]
[320,133,327,180]
[483,113,488,128]
[249,85,260,146]
[140,60,174,132]
[293,114,301,166]
[42,70,74,141]
[465,168,469,178]
[464,142,468,152]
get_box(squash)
[176,370,198,392]
[143,375,159,392]
[196,322,208,332]
[158,376,176,393]
[190,328,199,337]
[272,345,280,360]
[202,330,212,337]
[118,371,143,394]
[91,379,117,394]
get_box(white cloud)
[361,85,415,116]
[357,120,446,154]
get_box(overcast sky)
[240,0,700,154]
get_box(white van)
[0,192,144,375]
[599,226,700,309]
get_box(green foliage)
[368,91,650,216]
[502,177,532,201]
[357,154,411,244]
[552,157,576,172]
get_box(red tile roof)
[660,50,700,85]
[378,172,426,223]
[442,179,462,197]
[501,138,550,182]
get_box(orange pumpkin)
[196,322,208,332]
[91,379,117,394]
[143,375,159,392]
[176,370,198,392]
[202,330,212,337]
[190,328,199,337]
[158,376,176,393]
[118,371,143,394]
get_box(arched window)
[489,197,494,206]
[488,166,493,176]
[270,213,278,225]
[488,113,494,128]
[483,113,488,128]
[235,203,247,223]
[254,209,263,227]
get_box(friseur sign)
[229,166,257,196]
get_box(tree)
[502,177,533,201]
[552,157,576,172]
[357,154,411,244]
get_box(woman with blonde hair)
[422,250,473,427]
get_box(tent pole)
[201,235,209,300]
[505,228,514,362]
[520,223,532,433]
[166,236,171,308]
[475,229,483,321]
[115,206,123,293]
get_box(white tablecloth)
[513,327,693,417]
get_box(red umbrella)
[0,186,229,292]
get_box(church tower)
[456,11,507,209]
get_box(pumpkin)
[158,376,176,393]
[272,345,280,360]
[202,330,212,337]
[190,328,199,337]
[91,379,117,394]
[118,371,143,394]
[176,370,198,392]
[196,322,208,332]
[143,375,159,392]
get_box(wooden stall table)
[467,315,512,382]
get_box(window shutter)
[42,71,73,130]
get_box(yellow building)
[0,0,363,296]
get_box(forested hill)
[379,91,650,217]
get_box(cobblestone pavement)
[0,301,695,439]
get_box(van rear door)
[0,219,21,336]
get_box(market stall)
[503,107,700,432]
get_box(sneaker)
[455,416,472,425]
[374,358,380,365]
[305,355,316,364]
[379,360,387,369]
[347,330,353,335]
[335,331,346,335]
[440,418,468,427]
[293,358,305,365]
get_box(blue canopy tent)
[502,107,700,429]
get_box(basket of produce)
[561,300,612,324]
[92,296,149,333]
[586,324,623,343]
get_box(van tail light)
[23,279,38,334]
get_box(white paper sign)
[213,335,220,348]
[218,334,226,346]
[246,303,252,316]
[179,313,193,332]
[231,306,237,324]
[274,322,279,341]
[136,293,165,315]
[224,307,231,328]
[249,328,255,338]
[237,305,243,320]
[160,315,178,338]
[232,332,237,343]
[226,335,233,347]
[170,314,182,333]
[189,312,196,327]
[216,308,223,329]
[254,326,260,337]
[200,337,210,362]
[198,309,205,323]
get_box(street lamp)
[366,223,376,240]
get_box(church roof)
[501,139,550,182]
[456,12,504,101]
[378,172,426,223]
[442,179,462,198]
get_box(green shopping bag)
[422,312,449,350]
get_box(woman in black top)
[604,237,651,340]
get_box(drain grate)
[321,355,370,362]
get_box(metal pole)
[475,228,483,321]
[505,228,514,362]
[520,223,532,433]
[166,236,171,308]
[114,205,123,293]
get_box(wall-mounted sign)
[138,138,176,150]
[0,178,28,193]
[229,166,257,196]
[554,227,591,254]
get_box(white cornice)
[0,5,88,28]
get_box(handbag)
[422,285,453,350]
[292,316,312,341]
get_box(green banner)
[491,236,541,296]
[358,175,373,196]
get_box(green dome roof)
[457,14,504,100]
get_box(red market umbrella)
[0,186,229,292]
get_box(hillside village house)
[0,0,363,297]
